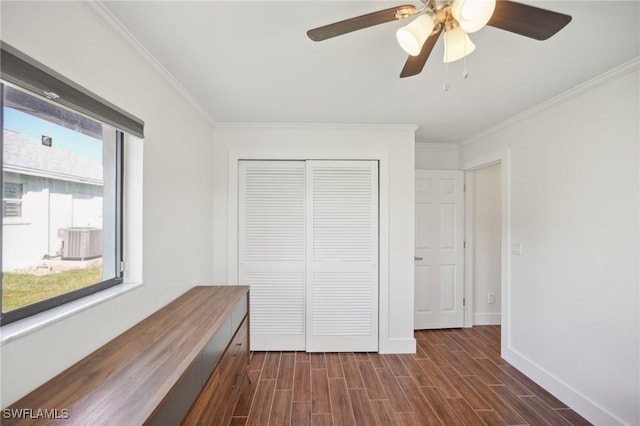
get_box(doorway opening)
[462,150,511,356]
[465,163,502,326]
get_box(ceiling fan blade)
[307,5,416,41]
[487,0,571,40]
[400,26,443,78]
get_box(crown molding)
[415,142,460,149]
[214,122,419,131]
[80,1,215,128]
[463,56,640,146]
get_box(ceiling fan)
[307,0,572,78]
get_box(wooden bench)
[3,286,250,425]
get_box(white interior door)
[239,161,306,350]
[415,170,464,329]
[306,161,379,352]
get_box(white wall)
[212,124,416,353]
[471,163,501,325]
[3,173,103,270]
[461,65,640,425]
[0,1,215,406]
[415,142,459,170]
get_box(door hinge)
[463,184,466,192]
[463,241,466,249]
[120,261,125,273]
[463,298,466,306]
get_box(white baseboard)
[505,347,625,425]
[379,337,416,354]
[249,336,417,354]
[473,313,501,325]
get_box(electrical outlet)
[488,292,495,304]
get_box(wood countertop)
[3,285,250,425]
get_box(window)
[3,182,22,217]
[1,43,143,325]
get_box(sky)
[3,107,103,163]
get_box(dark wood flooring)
[231,326,591,425]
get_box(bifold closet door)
[239,161,305,350]
[305,161,379,352]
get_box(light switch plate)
[511,242,523,256]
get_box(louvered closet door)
[239,161,305,350]
[306,161,379,352]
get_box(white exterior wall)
[3,174,48,270]
[0,1,215,406]
[212,124,416,353]
[3,173,103,270]
[461,66,640,425]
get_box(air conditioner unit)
[61,227,102,260]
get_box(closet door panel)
[306,161,379,352]
[239,161,305,350]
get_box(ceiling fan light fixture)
[443,25,476,63]
[451,0,496,33]
[396,13,436,56]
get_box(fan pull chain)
[463,55,469,79]
[443,62,450,91]
[462,36,470,79]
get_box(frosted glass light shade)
[451,0,496,33]
[443,26,476,63]
[396,14,436,56]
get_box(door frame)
[227,150,391,352]
[463,149,511,357]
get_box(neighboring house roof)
[3,129,103,185]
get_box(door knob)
[414,256,423,260]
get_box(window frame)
[0,43,139,326]
[0,98,125,325]
[2,181,23,218]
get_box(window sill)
[2,219,31,225]
[0,281,143,345]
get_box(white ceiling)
[101,1,639,143]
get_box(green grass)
[2,267,102,312]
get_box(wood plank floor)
[231,326,591,425]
